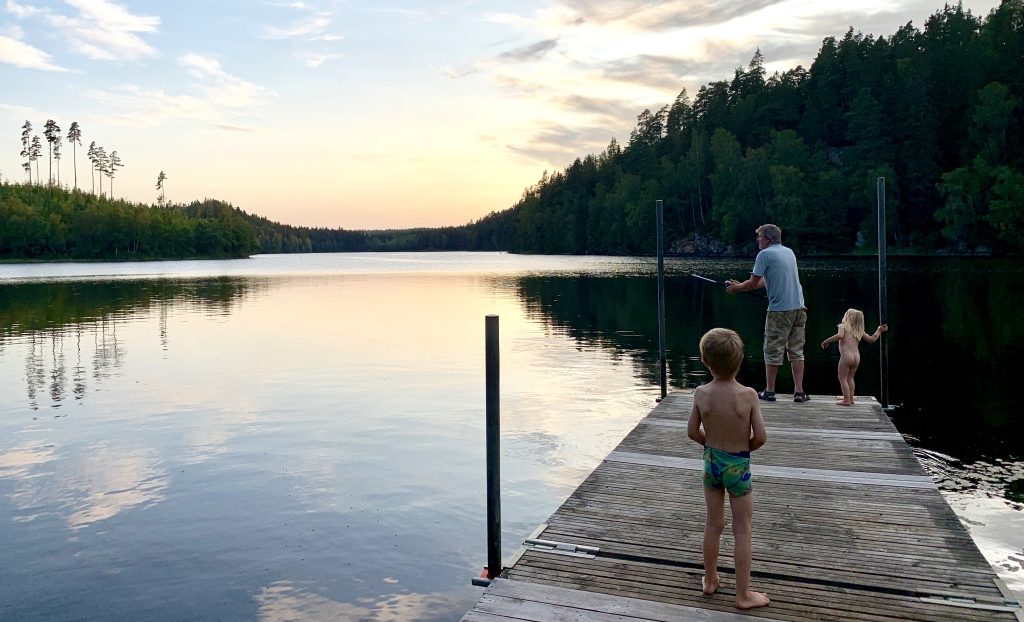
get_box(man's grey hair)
[757,224,781,244]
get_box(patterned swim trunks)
[703,446,752,496]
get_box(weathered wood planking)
[462,392,1022,621]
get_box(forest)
[1,1,1021,260]
[475,0,1024,256]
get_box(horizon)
[0,0,1002,231]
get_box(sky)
[0,0,1003,230]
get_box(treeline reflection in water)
[0,278,254,410]
[6,260,1020,465]
[0,256,1021,618]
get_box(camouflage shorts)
[763,308,807,365]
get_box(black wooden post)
[656,200,667,399]
[485,315,501,578]
[876,178,890,410]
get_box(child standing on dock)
[687,328,770,610]
[820,309,888,406]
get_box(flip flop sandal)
[758,390,776,402]
[793,392,810,402]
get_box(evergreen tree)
[156,170,167,206]
[107,151,122,197]
[20,121,32,185]
[30,135,42,184]
[43,119,60,185]
[87,141,97,193]
[67,122,82,189]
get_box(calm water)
[0,252,1021,620]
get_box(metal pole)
[485,315,501,579]
[656,200,667,399]
[876,178,890,410]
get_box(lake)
[0,252,1021,621]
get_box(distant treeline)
[0,184,259,260]
[3,2,1021,260]
[472,1,1024,256]
[0,182,504,260]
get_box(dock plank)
[462,393,1021,621]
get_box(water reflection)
[0,440,167,529]
[254,582,463,622]
[1,279,254,409]
[0,256,1020,618]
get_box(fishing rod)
[689,273,766,298]
[690,273,724,286]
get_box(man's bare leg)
[702,486,725,595]
[729,493,770,609]
[792,359,805,394]
[764,364,779,393]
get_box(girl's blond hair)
[840,309,866,341]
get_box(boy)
[687,328,770,610]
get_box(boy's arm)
[687,399,705,446]
[749,391,767,451]
[862,323,888,343]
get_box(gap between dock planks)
[462,392,1023,622]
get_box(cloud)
[555,0,788,30]
[179,53,274,109]
[0,32,67,71]
[263,15,331,39]
[429,62,480,79]
[84,55,273,126]
[218,123,259,133]
[85,85,213,125]
[6,0,43,18]
[434,38,560,81]
[294,50,341,67]
[553,94,646,123]
[506,123,617,164]
[367,6,453,21]
[40,0,159,61]
[498,38,559,62]
[601,53,697,88]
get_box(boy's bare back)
[692,379,764,454]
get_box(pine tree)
[30,135,42,184]
[107,151,123,197]
[20,120,32,184]
[156,170,167,206]
[87,141,97,193]
[54,137,62,186]
[43,119,60,185]
[67,122,82,189]
[94,146,107,196]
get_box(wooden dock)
[462,392,1023,621]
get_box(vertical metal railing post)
[484,315,501,579]
[876,178,890,410]
[656,200,667,399]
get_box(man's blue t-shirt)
[751,243,804,312]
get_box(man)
[725,224,808,403]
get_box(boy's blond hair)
[699,328,744,378]
[841,309,866,341]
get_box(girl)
[820,309,888,406]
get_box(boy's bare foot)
[736,590,770,609]
[835,400,853,406]
[702,574,719,595]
